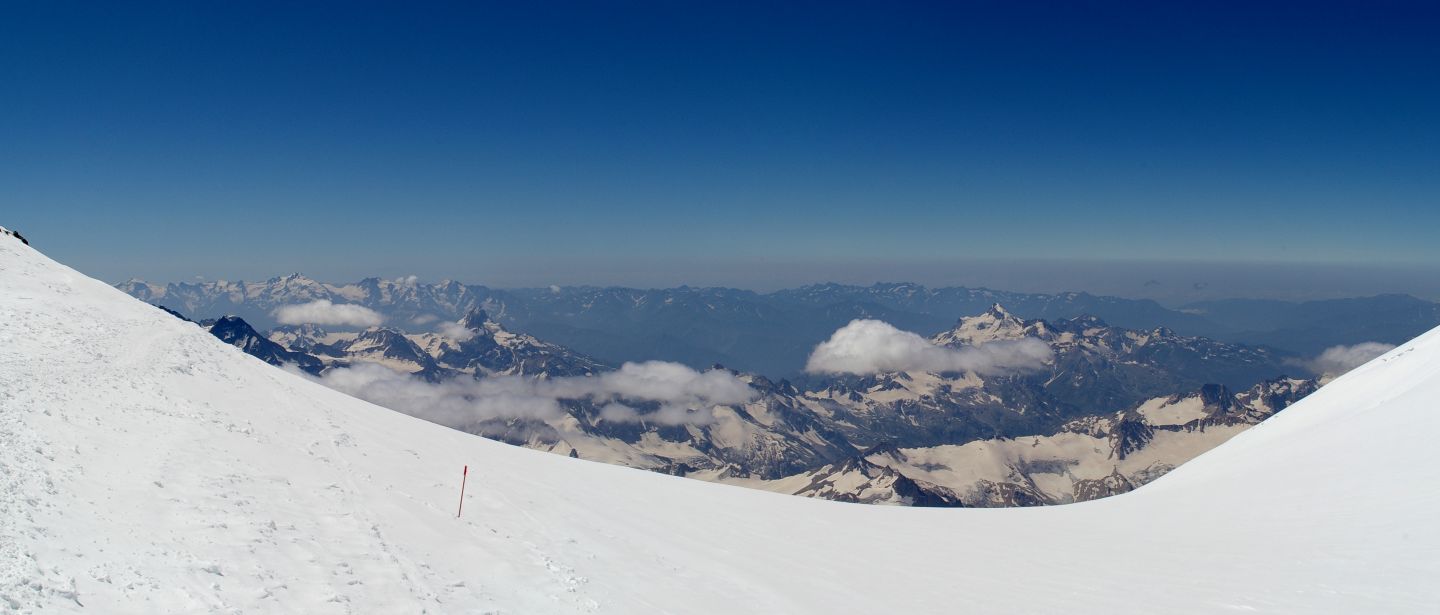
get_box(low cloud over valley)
[296,360,756,427]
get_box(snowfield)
[2,235,1438,614]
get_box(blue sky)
[3,2,1438,299]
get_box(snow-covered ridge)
[0,225,28,246]
[3,234,1438,613]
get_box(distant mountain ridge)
[1182,294,1440,354]
[770,282,1221,333]
[117,276,1440,377]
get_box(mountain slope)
[859,377,1318,506]
[5,235,1438,613]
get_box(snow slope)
[2,235,1438,614]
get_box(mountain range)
[106,260,1423,508]
[117,275,1440,377]
[173,299,1318,507]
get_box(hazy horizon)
[106,256,1440,306]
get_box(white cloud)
[436,320,477,342]
[410,314,439,325]
[599,402,640,423]
[649,403,720,426]
[274,300,384,328]
[1304,342,1396,379]
[549,361,755,407]
[544,361,755,426]
[395,275,419,286]
[305,363,563,425]
[805,319,1053,376]
[301,360,756,427]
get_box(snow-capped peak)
[931,303,1050,346]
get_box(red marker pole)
[456,465,468,518]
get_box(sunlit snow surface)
[2,236,1438,613]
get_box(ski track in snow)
[2,235,1440,613]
